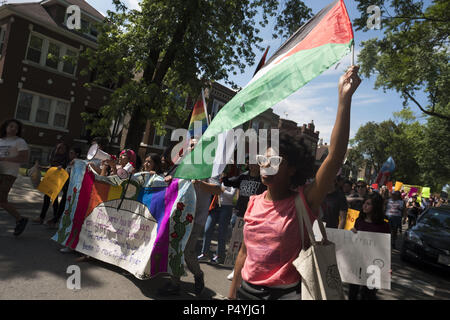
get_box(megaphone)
[87,143,111,161]
[117,162,134,179]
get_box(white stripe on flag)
[211,130,236,177]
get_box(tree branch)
[403,90,450,121]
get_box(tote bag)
[292,195,345,300]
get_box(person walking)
[33,142,69,226]
[385,191,405,249]
[349,192,390,300]
[0,119,30,236]
[322,177,348,229]
[228,66,361,300]
[199,179,237,264]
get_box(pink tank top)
[241,186,318,287]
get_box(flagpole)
[201,88,210,125]
[351,43,355,66]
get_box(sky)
[6,0,431,144]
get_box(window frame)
[24,31,79,77]
[152,125,175,149]
[15,89,71,131]
[0,25,6,57]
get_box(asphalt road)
[1,175,449,300]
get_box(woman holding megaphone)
[100,148,137,177]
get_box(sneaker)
[210,255,224,265]
[157,282,181,296]
[194,273,205,296]
[60,247,73,253]
[227,270,235,281]
[14,217,28,236]
[197,253,209,262]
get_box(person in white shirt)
[199,178,237,265]
[0,119,30,236]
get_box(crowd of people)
[1,66,448,300]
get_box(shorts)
[0,174,17,203]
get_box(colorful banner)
[408,187,418,197]
[52,160,196,280]
[38,167,69,203]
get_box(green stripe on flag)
[174,40,352,179]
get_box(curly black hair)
[0,119,23,138]
[274,131,315,188]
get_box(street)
[1,175,449,300]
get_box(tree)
[82,0,313,151]
[354,0,450,121]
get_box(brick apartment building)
[0,0,111,165]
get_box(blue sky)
[7,0,430,143]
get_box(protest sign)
[386,181,393,192]
[422,187,431,198]
[53,160,196,279]
[38,167,69,203]
[224,217,245,267]
[394,181,403,191]
[343,208,360,230]
[408,187,418,197]
[315,228,391,290]
[371,183,378,190]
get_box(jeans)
[40,195,59,221]
[201,205,234,259]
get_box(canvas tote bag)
[292,195,345,300]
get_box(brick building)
[278,118,320,158]
[0,0,111,165]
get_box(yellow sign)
[422,187,431,198]
[394,181,403,191]
[341,208,360,230]
[37,167,69,203]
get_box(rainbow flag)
[187,88,209,137]
[52,160,196,279]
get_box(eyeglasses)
[256,154,283,167]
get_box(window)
[26,35,43,64]
[16,92,34,121]
[15,90,71,130]
[211,99,225,119]
[53,101,69,128]
[62,49,77,74]
[25,33,78,76]
[0,26,6,55]
[45,42,60,69]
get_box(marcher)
[158,137,221,297]
[385,191,405,249]
[0,119,30,236]
[322,176,348,229]
[228,66,361,300]
[142,153,163,174]
[406,194,421,229]
[342,179,353,196]
[349,192,390,300]
[33,142,69,226]
[222,157,266,280]
[100,149,136,176]
[199,174,237,264]
[347,180,368,212]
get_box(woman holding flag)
[228,65,362,300]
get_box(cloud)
[125,0,141,10]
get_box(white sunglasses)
[256,154,283,167]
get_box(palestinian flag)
[175,0,354,179]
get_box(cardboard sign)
[343,208,360,230]
[224,217,245,267]
[422,187,431,199]
[394,181,403,192]
[38,167,69,203]
[315,228,391,290]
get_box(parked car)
[401,205,450,270]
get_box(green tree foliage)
[350,107,449,192]
[354,0,450,121]
[82,0,312,151]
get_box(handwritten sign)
[38,167,69,203]
[315,228,391,290]
[343,208,360,230]
[224,217,245,267]
[75,199,158,278]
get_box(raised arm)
[305,66,361,211]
